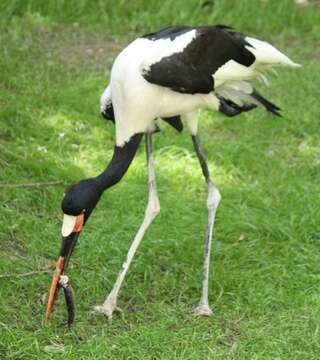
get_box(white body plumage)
[100,27,300,146]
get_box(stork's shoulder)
[111,27,198,82]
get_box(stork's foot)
[193,303,213,316]
[93,297,122,321]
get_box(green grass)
[1,1,320,359]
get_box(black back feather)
[141,26,256,94]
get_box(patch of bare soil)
[295,0,320,6]
[54,26,127,72]
[36,23,129,74]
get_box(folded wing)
[141,26,256,94]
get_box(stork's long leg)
[94,132,160,320]
[191,134,221,316]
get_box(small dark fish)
[59,275,75,327]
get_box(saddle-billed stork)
[44,25,300,325]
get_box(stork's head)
[62,179,101,219]
[59,178,104,262]
[45,178,102,324]
[59,178,101,257]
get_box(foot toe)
[92,304,122,321]
[193,304,213,316]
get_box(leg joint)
[146,192,160,218]
[207,182,221,210]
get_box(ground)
[0,1,320,359]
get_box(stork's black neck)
[61,133,143,218]
[95,133,143,192]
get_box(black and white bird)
[45,25,300,324]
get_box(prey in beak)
[44,213,84,326]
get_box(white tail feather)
[258,73,269,86]
[245,37,301,68]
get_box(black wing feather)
[142,26,192,41]
[142,26,256,94]
[251,90,282,117]
[101,103,115,123]
[162,115,183,132]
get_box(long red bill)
[44,256,65,324]
[44,213,84,325]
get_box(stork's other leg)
[94,132,160,320]
[191,134,221,316]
